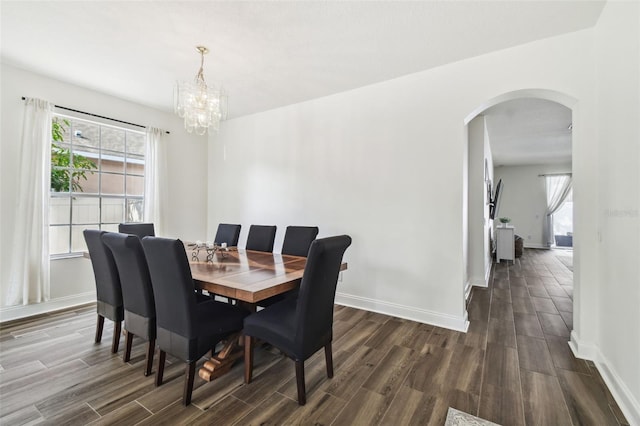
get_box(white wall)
[467,116,492,288]
[593,2,640,423]
[0,63,209,310]
[208,28,599,332]
[483,125,494,272]
[493,164,572,248]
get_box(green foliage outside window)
[50,118,97,192]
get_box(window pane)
[50,197,70,225]
[72,225,96,252]
[72,197,100,224]
[126,199,144,222]
[68,146,99,195]
[126,155,145,175]
[51,141,75,193]
[126,175,144,196]
[102,173,125,195]
[72,121,100,150]
[554,201,573,237]
[102,224,119,233]
[101,152,124,174]
[72,166,100,195]
[53,117,72,143]
[50,226,70,255]
[102,198,125,224]
[128,132,145,155]
[101,127,125,154]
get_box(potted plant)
[499,217,511,227]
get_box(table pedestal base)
[198,332,243,382]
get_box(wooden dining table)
[189,245,309,307]
[187,244,347,382]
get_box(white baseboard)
[464,281,472,302]
[335,292,469,332]
[570,331,640,425]
[569,330,598,360]
[0,292,96,323]
[523,243,549,249]
[470,274,491,289]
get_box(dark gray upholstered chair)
[244,235,352,405]
[213,223,241,247]
[83,229,124,354]
[245,225,277,252]
[259,225,320,307]
[102,232,156,376]
[141,236,250,406]
[118,222,155,239]
[281,226,319,257]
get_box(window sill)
[50,253,85,261]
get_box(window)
[49,114,145,256]
[553,188,573,239]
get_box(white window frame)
[49,113,146,258]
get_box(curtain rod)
[538,173,572,177]
[21,97,170,134]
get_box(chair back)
[141,236,198,338]
[214,223,241,247]
[295,235,351,356]
[118,223,155,239]
[102,233,155,321]
[83,230,123,316]
[246,225,277,252]
[281,226,319,257]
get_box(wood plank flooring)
[0,249,628,425]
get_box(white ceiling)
[484,98,572,166]
[1,1,597,166]
[1,1,604,120]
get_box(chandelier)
[174,46,227,135]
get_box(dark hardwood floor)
[0,249,628,425]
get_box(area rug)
[444,408,500,426]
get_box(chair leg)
[244,335,254,384]
[123,330,134,362]
[145,339,155,377]
[324,342,334,378]
[183,361,196,406]
[95,314,105,343]
[156,350,166,386]
[295,360,306,406]
[111,321,121,353]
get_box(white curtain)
[6,98,53,306]
[143,127,167,236]
[544,175,573,247]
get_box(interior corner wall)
[593,1,640,423]
[208,28,598,332]
[493,164,572,248]
[468,116,489,287]
[483,125,494,274]
[0,63,208,309]
[462,122,470,294]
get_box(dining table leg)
[198,331,244,381]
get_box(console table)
[496,225,515,263]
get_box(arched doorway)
[464,89,580,345]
